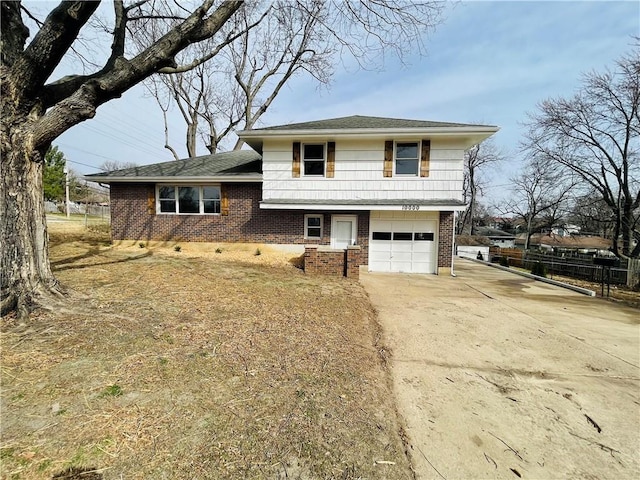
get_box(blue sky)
[58,1,639,201]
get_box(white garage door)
[369,214,437,274]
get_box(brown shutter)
[326,141,335,178]
[147,186,155,214]
[220,184,229,216]
[420,139,431,177]
[292,142,301,177]
[384,140,393,177]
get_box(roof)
[238,115,499,153]
[85,150,262,183]
[476,227,516,239]
[255,115,492,131]
[516,234,612,250]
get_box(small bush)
[531,261,547,278]
[215,247,222,254]
[174,245,181,252]
[499,256,509,267]
[139,242,146,248]
[254,248,261,256]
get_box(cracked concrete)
[361,258,639,480]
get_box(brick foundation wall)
[304,245,361,279]
[438,211,454,268]
[110,183,370,257]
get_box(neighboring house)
[86,115,497,275]
[515,233,612,254]
[475,227,516,248]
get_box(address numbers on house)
[402,204,420,211]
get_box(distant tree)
[100,160,138,172]
[499,157,576,250]
[43,145,66,202]
[523,50,640,257]
[568,190,617,237]
[458,139,504,234]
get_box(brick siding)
[303,245,361,279]
[110,183,370,257]
[438,210,454,268]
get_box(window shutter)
[420,139,431,177]
[147,186,155,214]
[326,141,335,178]
[220,184,229,216]
[292,142,301,178]
[384,140,393,177]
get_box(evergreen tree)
[43,146,66,202]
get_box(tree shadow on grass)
[51,247,153,272]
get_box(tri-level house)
[87,115,498,276]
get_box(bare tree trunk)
[1,128,61,316]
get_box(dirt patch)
[1,223,411,479]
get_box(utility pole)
[64,162,70,218]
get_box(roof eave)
[238,126,499,151]
[238,126,498,137]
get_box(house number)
[402,205,420,211]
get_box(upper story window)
[395,142,419,176]
[157,185,221,214]
[303,144,325,176]
[384,139,429,178]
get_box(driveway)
[360,259,640,479]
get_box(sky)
[54,0,639,203]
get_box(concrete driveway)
[360,259,639,480]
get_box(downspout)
[451,211,457,277]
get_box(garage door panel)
[369,213,438,274]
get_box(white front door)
[331,215,357,248]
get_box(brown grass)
[1,223,412,479]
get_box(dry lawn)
[1,223,412,479]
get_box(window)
[372,232,392,240]
[303,144,325,176]
[395,142,419,176]
[157,185,221,214]
[393,232,413,241]
[414,232,434,241]
[304,214,323,239]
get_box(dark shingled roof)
[255,115,495,131]
[86,150,262,181]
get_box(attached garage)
[368,211,439,274]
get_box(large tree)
[523,50,640,257]
[457,139,504,235]
[499,157,576,250]
[1,1,443,316]
[148,0,333,156]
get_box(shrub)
[499,256,509,267]
[254,248,261,256]
[139,242,145,248]
[531,261,547,278]
[215,247,222,254]
[174,245,181,252]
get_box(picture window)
[157,185,221,214]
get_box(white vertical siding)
[262,138,465,202]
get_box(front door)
[331,215,357,248]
